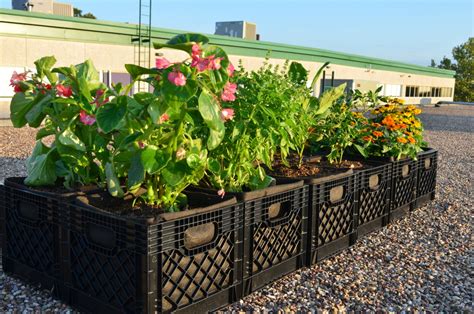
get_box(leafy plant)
[202,59,330,192]
[9,56,113,187]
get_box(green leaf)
[10,93,35,127]
[208,158,221,174]
[310,62,330,90]
[167,33,209,45]
[198,90,225,150]
[147,99,168,124]
[119,132,143,149]
[58,128,86,152]
[24,142,57,186]
[141,146,170,174]
[162,161,186,186]
[125,64,158,81]
[354,144,368,158]
[128,153,145,189]
[25,94,52,127]
[248,174,273,191]
[288,62,308,85]
[186,153,201,168]
[36,126,56,140]
[77,77,92,100]
[96,96,127,133]
[316,83,346,115]
[105,162,124,198]
[34,56,57,80]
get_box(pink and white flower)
[159,113,170,123]
[56,84,73,97]
[227,63,235,77]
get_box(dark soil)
[78,193,178,219]
[7,177,100,195]
[270,157,366,178]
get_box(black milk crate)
[59,194,244,313]
[308,172,356,265]
[1,178,64,290]
[414,148,438,209]
[355,163,392,237]
[0,184,5,249]
[241,183,308,296]
[389,158,418,222]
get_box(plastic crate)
[241,183,308,296]
[59,193,244,313]
[308,172,356,265]
[389,158,417,222]
[414,148,437,209]
[355,163,392,237]
[1,179,62,290]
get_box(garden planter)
[58,192,243,313]
[188,178,308,298]
[389,157,418,222]
[0,177,100,292]
[414,148,438,209]
[303,170,356,264]
[354,162,392,238]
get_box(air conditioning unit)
[215,21,257,40]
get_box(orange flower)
[371,123,382,128]
[372,131,383,137]
[362,135,374,142]
[382,115,396,128]
[398,123,408,129]
[397,137,408,144]
[408,137,416,144]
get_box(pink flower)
[37,83,52,95]
[9,71,28,86]
[155,58,171,69]
[208,56,223,70]
[228,63,235,77]
[221,82,237,102]
[79,110,96,125]
[168,69,187,86]
[56,84,73,97]
[220,108,235,121]
[217,189,225,198]
[192,44,201,57]
[138,141,145,149]
[159,113,169,123]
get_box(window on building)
[419,86,431,97]
[384,84,401,97]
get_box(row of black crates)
[0,149,437,313]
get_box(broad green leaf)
[119,132,143,149]
[105,162,124,198]
[186,153,201,168]
[198,90,225,150]
[96,96,127,133]
[248,174,273,191]
[315,83,346,115]
[56,141,89,167]
[25,94,52,128]
[141,146,170,174]
[147,99,168,124]
[167,33,209,45]
[34,56,57,80]
[10,93,35,127]
[354,144,369,158]
[208,158,221,174]
[78,77,92,101]
[288,62,308,85]
[24,142,57,186]
[36,126,56,140]
[58,128,86,152]
[162,161,186,186]
[125,64,158,80]
[133,92,155,105]
[128,153,145,189]
[76,59,100,82]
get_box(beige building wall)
[52,2,73,17]
[0,35,456,119]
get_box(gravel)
[0,105,473,312]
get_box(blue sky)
[1,0,472,66]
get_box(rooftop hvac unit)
[215,21,257,40]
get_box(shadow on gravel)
[420,114,474,133]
